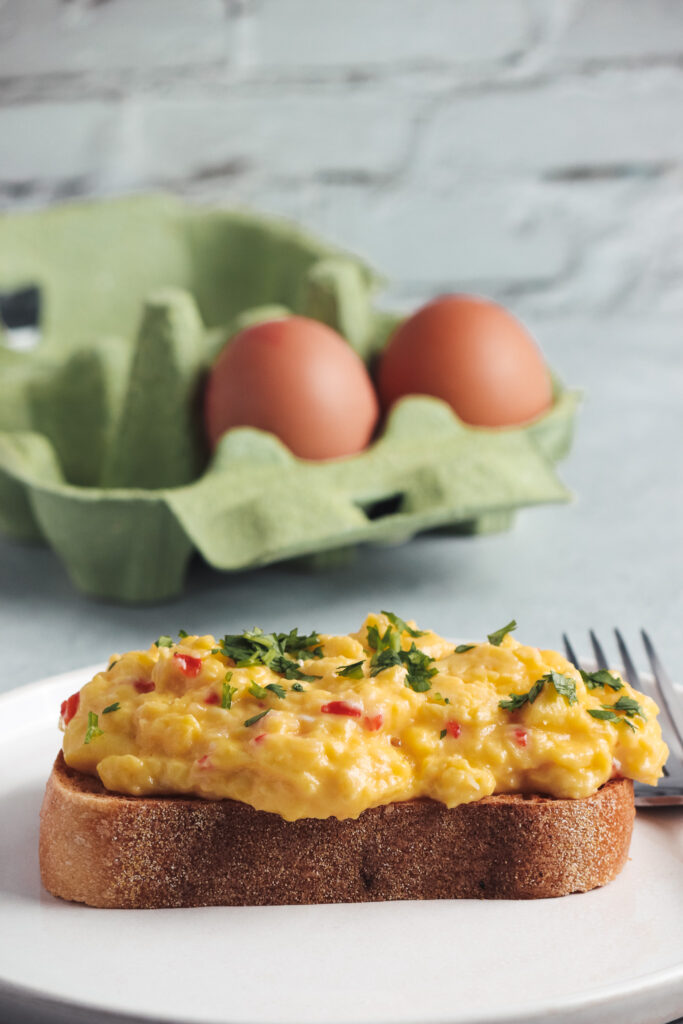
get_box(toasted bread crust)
[40,753,634,908]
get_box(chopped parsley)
[455,644,475,654]
[367,623,402,654]
[439,729,447,739]
[244,709,270,728]
[487,620,517,646]
[291,682,305,692]
[380,611,424,637]
[155,635,173,648]
[370,647,403,676]
[580,668,624,692]
[178,629,189,639]
[107,659,119,671]
[587,708,636,731]
[275,628,324,659]
[367,622,438,693]
[499,671,577,711]
[84,711,103,744]
[216,627,320,681]
[401,643,438,692]
[429,692,451,705]
[221,674,237,709]
[102,702,120,714]
[336,661,365,679]
[588,694,645,732]
[612,695,645,717]
[248,680,287,701]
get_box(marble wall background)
[1,0,682,318]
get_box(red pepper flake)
[134,678,155,693]
[321,700,362,718]
[364,713,383,732]
[514,728,528,748]
[204,691,220,705]
[60,692,80,725]
[197,755,212,769]
[446,720,461,739]
[254,733,267,744]
[174,652,202,677]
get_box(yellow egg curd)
[61,613,668,821]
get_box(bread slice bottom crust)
[40,752,635,908]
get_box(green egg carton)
[0,195,578,602]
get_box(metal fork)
[563,629,683,806]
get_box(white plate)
[1,665,682,1024]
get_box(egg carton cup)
[0,196,578,602]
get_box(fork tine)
[641,631,683,751]
[615,629,670,777]
[589,630,609,670]
[614,629,641,690]
[563,633,580,669]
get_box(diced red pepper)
[446,720,461,739]
[514,728,528,748]
[364,713,383,731]
[196,755,212,769]
[60,691,80,725]
[134,678,155,693]
[321,700,362,718]
[204,691,220,705]
[174,652,202,677]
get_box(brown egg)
[378,295,553,427]
[204,316,379,460]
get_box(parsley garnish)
[84,711,103,744]
[275,628,324,659]
[439,729,447,739]
[107,659,119,671]
[367,626,438,693]
[429,692,451,705]
[178,629,189,639]
[221,674,237,709]
[370,647,403,676]
[613,695,646,717]
[488,620,517,646]
[580,668,624,692]
[548,671,578,705]
[588,695,645,731]
[102,702,120,714]
[401,644,438,692]
[291,682,305,692]
[499,671,577,711]
[244,709,270,728]
[155,635,173,648]
[217,627,320,681]
[380,611,425,637]
[248,680,286,700]
[455,644,475,654]
[367,623,402,654]
[337,661,365,679]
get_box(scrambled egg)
[61,613,668,821]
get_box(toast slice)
[40,753,635,908]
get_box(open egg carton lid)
[0,195,578,602]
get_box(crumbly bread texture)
[40,753,635,908]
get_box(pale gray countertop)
[0,316,682,1024]
[1,315,682,687]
